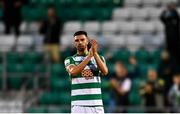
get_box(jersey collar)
[76,51,89,56]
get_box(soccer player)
[64,31,108,113]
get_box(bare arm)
[66,48,93,77]
[94,53,108,75]
[91,39,108,75]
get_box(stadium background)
[0,0,179,113]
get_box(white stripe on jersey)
[71,100,103,106]
[72,77,101,84]
[71,88,102,96]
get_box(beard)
[77,45,86,52]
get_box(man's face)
[48,8,55,18]
[74,35,88,52]
[148,70,157,81]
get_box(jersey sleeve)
[64,56,75,69]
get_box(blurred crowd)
[107,50,180,113]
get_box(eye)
[75,39,79,42]
[80,39,85,41]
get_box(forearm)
[70,56,92,76]
[94,53,108,75]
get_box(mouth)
[78,45,84,48]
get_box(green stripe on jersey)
[71,94,102,101]
[71,83,101,90]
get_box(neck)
[77,48,88,56]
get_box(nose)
[79,40,83,44]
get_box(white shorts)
[71,105,104,114]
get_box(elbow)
[70,72,77,77]
[70,70,78,77]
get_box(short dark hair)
[74,31,88,37]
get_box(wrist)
[87,55,93,58]
[94,52,98,56]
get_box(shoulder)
[64,56,74,67]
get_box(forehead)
[74,35,87,40]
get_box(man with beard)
[64,31,108,113]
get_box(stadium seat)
[160,0,178,6]
[152,20,164,34]
[126,35,144,51]
[55,0,74,7]
[135,49,150,64]
[27,22,40,34]
[8,63,38,73]
[83,21,101,35]
[61,34,73,47]
[63,21,82,34]
[32,35,44,51]
[22,6,46,22]
[118,21,137,34]
[77,9,95,21]
[7,52,23,63]
[50,63,66,76]
[101,21,119,35]
[124,0,142,6]
[22,52,43,64]
[0,35,15,52]
[102,92,110,105]
[50,77,70,91]
[29,0,55,6]
[96,8,112,21]
[59,92,71,105]
[147,7,163,19]
[130,8,149,20]
[23,63,37,73]
[141,0,160,6]
[17,35,33,52]
[39,92,60,104]
[7,74,24,90]
[151,34,165,47]
[110,35,126,46]
[101,34,126,46]
[26,107,47,113]
[113,49,131,63]
[0,64,3,73]
[135,21,156,34]
[112,8,131,20]
[39,91,71,105]
[150,49,161,63]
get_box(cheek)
[74,42,78,47]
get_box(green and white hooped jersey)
[64,53,106,106]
